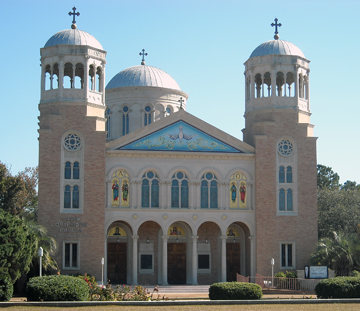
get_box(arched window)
[286,166,292,183]
[286,72,295,97]
[141,171,159,208]
[106,108,111,138]
[276,72,285,97]
[144,106,152,126]
[246,76,251,101]
[264,72,271,97]
[201,172,218,209]
[165,106,172,117]
[64,185,79,209]
[73,162,79,179]
[52,64,59,89]
[279,166,285,183]
[171,172,189,208]
[122,106,129,135]
[45,65,51,90]
[255,73,262,98]
[74,63,84,89]
[89,65,95,91]
[64,62,73,88]
[65,161,71,179]
[96,67,102,92]
[279,188,293,211]
[299,74,304,98]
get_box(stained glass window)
[286,166,292,183]
[73,185,79,208]
[141,171,159,208]
[73,162,79,179]
[279,189,285,211]
[64,185,71,208]
[65,161,71,179]
[287,189,293,211]
[171,172,189,208]
[144,106,152,126]
[201,173,217,209]
[279,166,285,183]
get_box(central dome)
[44,29,103,50]
[250,39,305,58]
[106,65,181,90]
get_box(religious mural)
[167,225,186,236]
[119,121,242,153]
[229,173,247,209]
[108,227,127,236]
[227,227,240,237]
[111,170,130,207]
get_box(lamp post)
[38,247,43,277]
[101,257,104,286]
[271,258,275,288]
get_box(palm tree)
[311,231,360,276]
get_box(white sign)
[309,266,328,279]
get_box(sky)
[1,0,359,184]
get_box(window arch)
[96,66,102,92]
[111,170,130,208]
[171,172,189,208]
[74,63,84,89]
[144,105,152,126]
[263,72,271,97]
[141,171,159,208]
[286,166,292,183]
[276,71,285,96]
[64,185,80,209]
[201,172,218,209]
[279,166,285,183]
[64,62,73,88]
[229,172,247,209]
[122,106,129,135]
[255,73,262,98]
[286,72,295,97]
[89,65,95,91]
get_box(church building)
[38,11,318,285]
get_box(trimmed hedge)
[209,282,263,300]
[0,272,13,302]
[315,277,360,298]
[26,275,89,301]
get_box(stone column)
[295,65,299,101]
[58,58,64,98]
[249,234,256,278]
[132,235,139,285]
[192,235,198,285]
[84,56,90,100]
[221,236,227,282]
[162,235,169,285]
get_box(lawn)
[3,304,360,311]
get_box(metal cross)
[271,18,282,35]
[69,7,80,25]
[178,97,184,109]
[139,49,148,64]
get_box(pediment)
[107,110,255,154]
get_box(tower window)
[64,185,80,209]
[279,188,293,211]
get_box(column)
[58,59,64,98]
[221,236,227,282]
[162,235,169,285]
[271,68,276,106]
[249,235,256,278]
[84,56,90,100]
[295,65,299,101]
[132,235,139,285]
[192,235,198,285]
[306,69,310,109]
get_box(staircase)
[156,285,210,294]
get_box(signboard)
[304,265,328,279]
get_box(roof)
[250,39,305,58]
[106,65,181,90]
[44,29,103,50]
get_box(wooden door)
[226,243,240,281]
[167,243,186,284]
[107,243,127,284]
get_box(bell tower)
[38,7,107,278]
[243,19,318,275]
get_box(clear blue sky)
[1,0,359,184]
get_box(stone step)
[156,285,210,293]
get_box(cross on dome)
[178,97,184,109]
[69,7,80,29]
[271,17,282,40]
[139,49,148,65]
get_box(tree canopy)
[0,209,36,283]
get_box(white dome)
[106,65,181,90]
[250,39,305,58]
[44,29,103,50]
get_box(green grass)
[3,304,360,311]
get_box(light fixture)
[205,223,208,244]
[146,236,150,244]
[176,237,179,243]
[233,237,236,244]
[117,238,120,243]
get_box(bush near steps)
[209,282,263,300]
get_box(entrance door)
[226,243,240,281]
[107,243,127,284]
[167,243,186,284]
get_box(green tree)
[311,231,360,276]
[317,164,340,190]
[0,209,37,283]
[317,188,360,239]
[341,180,360,191]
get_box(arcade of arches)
[106,220,251,285]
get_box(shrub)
[0,272,13,302]
[209,282,263,300]
[26,275,89,301]
[315,277,360,298]
[274,270,298,289]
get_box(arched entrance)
[167,222,191,284]
[226,222,250,281]
[107,221,132,284]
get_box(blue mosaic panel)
[118,121,242,153]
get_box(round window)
[64,133,81,151]
[278,139,293,156]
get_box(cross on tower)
[139,49,148,65]
[178,97,184,109]
[271,18,282,36]
[69,7,80,26]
